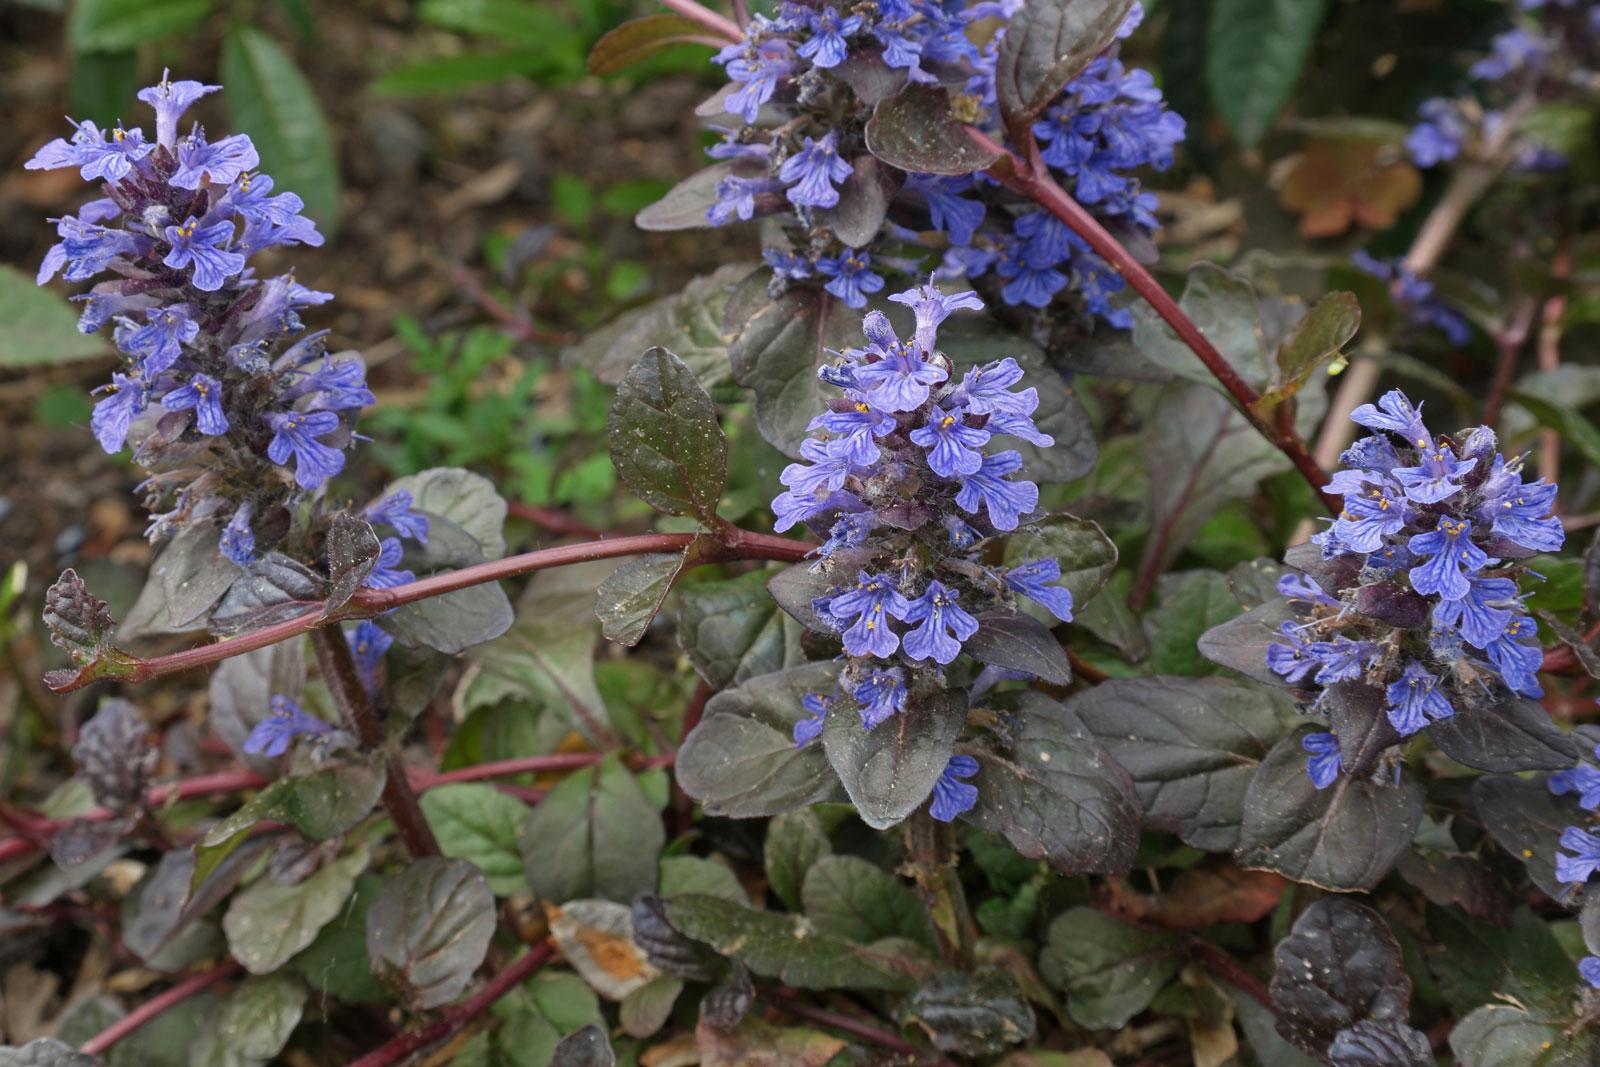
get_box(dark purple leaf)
[1269,897,1412,1057]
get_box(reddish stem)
[1483,297,1538,428]
[1185,937,1275,1015]
[504,501,605,538]
[449,265,573,346]
[47,528,815,693]
[970,129,1337,514]
[657,0,742,40]
[80,960,240,1056]
[768,990,950,1063]
[349,942,555,1067]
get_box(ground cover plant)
[1,0,1599,1064]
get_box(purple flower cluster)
[782,282,1075,823]
[1405,2,1596,172]
[1551,736,1600,962]
[1268,389,1563,787]
[699,0,1183,328]
[1351,251,1470,344]
[27,75,427,587]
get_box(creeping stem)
[968,129,1339,514]
[46,527,815,693]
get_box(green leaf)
[675,569,806,689]
[0,266,107,368]
[223,848,367,974]
[676,661,841,818]
[0,1040,101,1066]
[519,755,664,904]
[994,0,1136,135]
[1265,291,1360,404]
[659,856,748,905]
[823,687,967,830]
[1147,570,1244,676]
[817,155,899,248]
[419,0,583,51]
[636,161,762,231]
[1196,596,1300,685]
[620,976,683,1039]
[1448,1004,1599,1066]
[367,858,497,1010]
[371,51,565,95]
[664,893,928,992]
[763,809,832,913]
[294,873,388,1004]
[727,287,847,457]
[801,855,936,948]
[194,761,385,889]
[1268,897,1411,1057]
[1205,0,1327,146]
[1072,676,1300,851]
[1473,774,1585,905]
[222,26,342,232]
[1236,727,1423,891]
[587,14,715,75]
[595,552,688,647]
[963,691,1142,875]
[1509,389,1600,470]
[963,612,1073,685]
[1039,906,1180,1029]
[68,0,213,51]
[563,264,754,389]
[188,973,306,1067]
[863,82,1004,175]
[1428,907,1575,1017]
[607,347,729,525]
[69,49,139,128]
[421,783,530,896]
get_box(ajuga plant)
[9,1,1600,1066]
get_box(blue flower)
[1470,28,1551,81]
[1303,731,1343,790]
[1351,388,1430,447]
[1332,475,1409,552]
[850,312,948,412]
[90,373,145,454]
[1407,99,1467,167]
[910,405,990,477]
[285,357,375,411]
[1408,517,1489,601]
[886,283,984,355]
[170,130,259,190]
[25,120,152,183]
[363,537,415,590]
[115,307,198,376]
[163,216,245,292]
[853,669,908,729]
[1555,825,1600,886]
[162,373,229,435]
[815,510,876,559]
[1267,622,1317,683]
[243,695,333,757]
[1432,575,1517,648]
[1385,661,1454,735]
[810,396,897,465]
[1393,442,1474,505]
[764,248,813,282]
[716,38,797,123]
[709,174,783,225]
[929,755,979,822]
[1277,572,1337,606]
[266,410,345,490]
[949,357,1036,418]
[1002,559,1074,622]
[1486,477,1564,553]
[794,5,862,68]
[829,571,911,658]
[52,216,146,282]
[1581,956,1600,990]
[347,620,393,692]
[780,436,861,499]
[366,491,430,543]
[222,172,308,227]
[1548,754,1600,811]
[996,245,1069,308]
[794,691,832,746]
[955,451,1038,531]
[220,503,256,565]
[905,174,985,245]
[1485,614,1543,697]
[816,250,885,309]
[1307,636,1374,685]
[902,581,979,665]
[137,72,219,149]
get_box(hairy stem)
[310,625,440,859]
[1184,937,1275,1015]
[81,960,240,1056]
[47,528,816,694]
[904,810,975,970]
[657,0,743,41]
[969,129,1337,513]
[349,942,555,1067]
[1483,297,1538,428]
